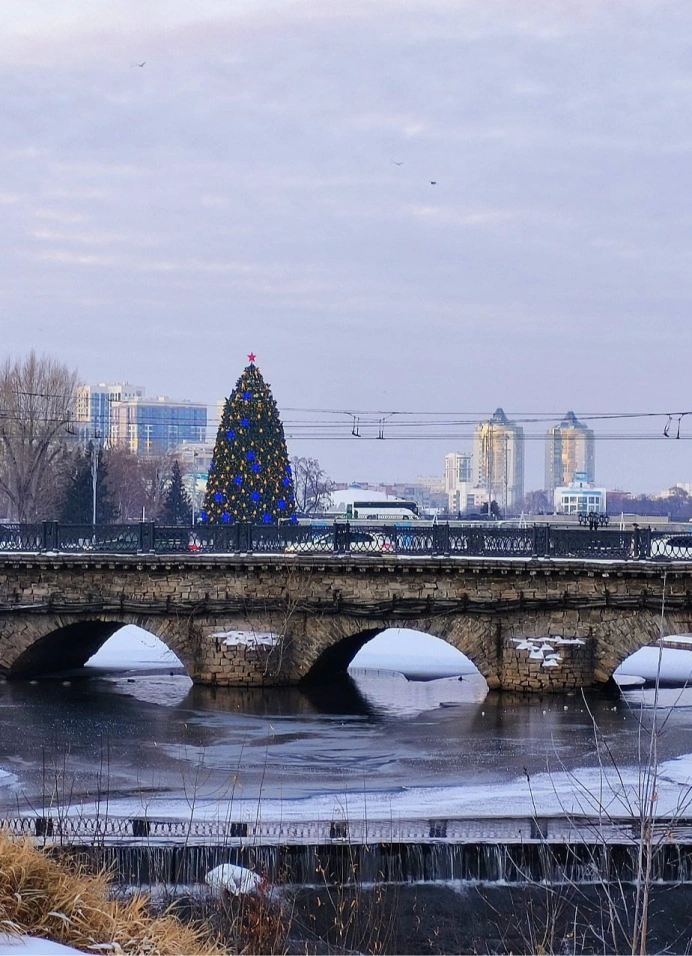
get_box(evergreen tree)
[59,443,115,524]
[202,358,295,524]
[161,459,192,526]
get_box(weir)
[10,813,692,886]
[34,840,692,888]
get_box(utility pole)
[91,432,101,526]
[487,422,493,513]
[504,433,509,514]
[190,450,198,526]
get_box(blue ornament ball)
[226,429,235,439]
[221,513,230,523]
[214,492,223,502]
[246,450,255,460]
[242,391,252,400]
[261,513,272,523]
[290,514,298,523]
[277,499,286,509]
[282,477,290,486]
[252,463,260,472]
[199,511,207,522]
[234,475,243,485]
[240,418,249,427]
[251,491,260,501]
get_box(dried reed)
[0,830,221,955]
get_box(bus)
[345,500,420,521]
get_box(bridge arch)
[2,615,196,680]
[592,610,692,684]
[299,616,499,687]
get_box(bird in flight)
[131,61,146,67]
[430,181,437,185]
[391,160,404,166]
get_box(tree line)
[0,352,335,525]
[0,353,191,524]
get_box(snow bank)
[614,646,692,684]
[352,628,477,679]
[0,937,84,955]
[87,625,181,669]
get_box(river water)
[2,627,692,824]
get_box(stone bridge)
[0,553,689,693]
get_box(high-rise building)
[109,396,207,455]
[545,411,595,493]
[473,408,525,510]
[75,382,146,443]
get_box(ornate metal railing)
[0,521,690,561]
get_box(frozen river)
[3,627,692,824]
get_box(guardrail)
[5,813,690,846]
[0,521,691,560]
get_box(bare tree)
[0,353,78,521]
[103,446,146,521]
[139,454,174,520]
[103,448,174,521]
[519,489,552,514]
[292,456,335,515]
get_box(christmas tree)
[201,356,295,524]
[161,459,192,526]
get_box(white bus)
[345,500,420,521]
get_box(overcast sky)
[3,0,692,492]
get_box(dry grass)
[0,830,222,955]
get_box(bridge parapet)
[0,521,690,561]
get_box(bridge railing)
[0,520,691,560]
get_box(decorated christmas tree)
[201,355,296,524]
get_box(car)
[284,530,395,554]
[650,534,692,558]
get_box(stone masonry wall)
[0,554,687,691]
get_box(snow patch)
[216,631,279,647]
[0,768,18,789]
[0,937,85,955]
[205,863,263,896]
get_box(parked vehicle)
[284,530,395,554]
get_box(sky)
[2,0,692,492]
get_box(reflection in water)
[183,674,376,718]
[4,659,692,818]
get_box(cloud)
[2,0,692,490]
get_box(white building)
[554,472,607,515]
[448,484,489,515]
[661,483,692,498]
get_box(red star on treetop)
[247,352,256,363]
